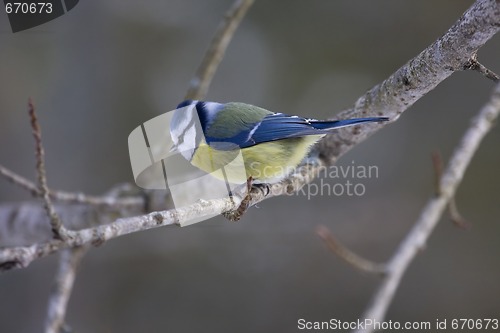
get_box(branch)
[448,196,470,228]
[432,151,470,228]
[29,100,72,241]
[0,195,239,271]
[0,164,143,208]
[464,53,500,82]
[44,246,87,333]
[316,225,386,274]
[354,80,500,333]
[184,0,255,100]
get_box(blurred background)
[1,1,499,332]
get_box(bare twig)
[0,194,241,272]
[184,0,255,100]
[44,246,88,333]
[28,100,71,241]
[354,81,500,333]
[464,53,500,82]
[448,196,470,229]
[316,225,387,275]
[431,150,444,195]
[432,151,469,228]
[0,163,42,198]
[0,164,143,208]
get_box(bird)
[170,100,388,185]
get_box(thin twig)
[316,225,387,275]
[184,0,255,100]
[0,164,143,208]
[448,197,470,229]
[44,246,88,333]
[354,81,500,333]
[431,150,444,195]
[0,163,41,197]
[464,54,500,82]
[0,194,241,272]
[432,151,470,228]
[28,100,70,241]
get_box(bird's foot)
[222,177,254,222]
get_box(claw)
[222,177,253,221]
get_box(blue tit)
[170,100,388,184]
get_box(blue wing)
[205,112,388,150]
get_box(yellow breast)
[190,135,323,184]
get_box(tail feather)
[309,117,389,130]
